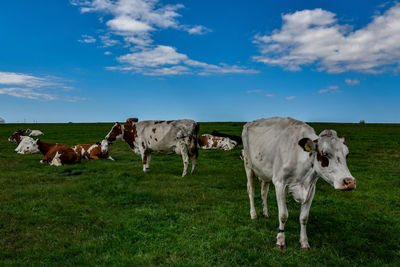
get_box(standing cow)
[242,117,356,249]
[105,119,199,177]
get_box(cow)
[242,117,356,249]
[211,130,242,145]
[8,129,25,143]
[8,130,40,154]
[198,134,238,151]
[72,140,114,160]
[105,119,199,177]
[40,145,81,166]
[15,136,40,154]
[26,129,44,136]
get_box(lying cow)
[8,130,40,154]
[198,134,238,151]
[211,130,242,145]
[26,128,44,136]
[41,145,81,166]
[105,119,199,177]
[72,140,114,160]
[242,117,356,249]
[8,130,25,143]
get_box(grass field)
[0,121,399,266]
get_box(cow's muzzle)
[341,178,356,191]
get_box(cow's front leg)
[145,152,151,171]
[141,151,149,172]
[299,185,316,250]
[275,183,288,249]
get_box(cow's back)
[242,117,317,180]
[135,119,197,153]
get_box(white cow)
[26,129,44,136]
[105,119,199,177]
[242,117,356,249]
[15,136,40,154]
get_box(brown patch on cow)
[155,138,158,142]
[142,154,147,165]
[211,137,220,148]
[152,128,156,133]
[37,140,58,155]
[317,153,329,167]
[197,135,208,147]
[42,145,81,165]
[166,120,173,124]
[147,141,150,145]
[123,124,136,149]
[126,117,139,123]
[142,142,145,149]
[154,120,165,124]
[150,135,152,139]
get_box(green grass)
[0,122,399,266]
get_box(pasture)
[0,122,399,266]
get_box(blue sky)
[0,0,399,123]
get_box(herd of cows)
[7,117,357,249]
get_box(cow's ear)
[342,135,347,143]
[298,138,316,152]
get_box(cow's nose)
[342,178,356,191]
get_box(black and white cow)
[105,119,199,177]
[242,117,356,249]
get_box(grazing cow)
[26,129,44,136]
[105,119,199,177]
[242,117,356,249]
[72,140,114,160]
[198,134,238,151]
[40,145,81,166]
[211,130,242,145]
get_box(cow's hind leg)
[244,155,257,219]
[275,183,288,249]
[189,144,198,175]
[261,180,270,218]
[145,152,151,171]
[178,142,189,177]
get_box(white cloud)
[71,0,253,76]
[266,94,274,97]
[345,78,360,86]
[104,51,112,55]
[0,87,56,101]
[117,45,187,67]
[78,34,96,43]
[318,85,339,94]
[253,3,400,73]
[110,45,258,76]
[0,71,85,101]
[286,96,296,100]
[246,89,264,94]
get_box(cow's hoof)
[276,244,287,250]
[262,209,269,218]
[300,243,310,250]
[250,211,258,220]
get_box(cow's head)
[100,139,109,153]
[105,122,124,143]
[8,129,25,142]
[298,130,356,191]
[25,128,32,134]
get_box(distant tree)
[359,120,366,124]
[0,117,5,124]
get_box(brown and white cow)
[242,117,356,249]
[40,145,81,166]
[198,134,238,151]
[72,140,114,160]
[8,130,40,154]
[105,119,199,177]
